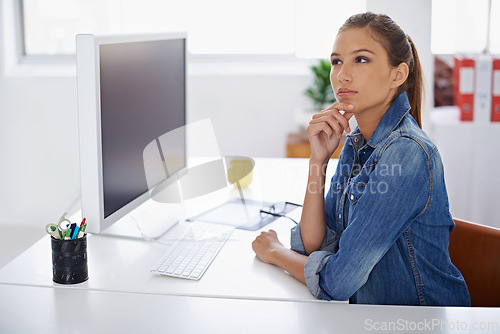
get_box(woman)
[252,12,470,306]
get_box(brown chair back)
[449,218,500,307]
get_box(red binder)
[492,58,500,122]
[453,57,475,121]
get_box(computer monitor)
[76,32,187,238]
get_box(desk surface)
[0,218,317,301]
[1,284,499,334]
[0,158,328,302]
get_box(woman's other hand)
[252,230,284,265]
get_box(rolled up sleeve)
[304,251,335,299]
[290,222,339,299]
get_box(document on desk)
[186,199,298,231]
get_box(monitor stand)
[98,200,185,240]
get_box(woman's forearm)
[299,160,328,254]
[270,246,308,284]
[252,230,308,284]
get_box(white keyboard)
[151,221,234,280]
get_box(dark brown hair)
[338,12,424,128]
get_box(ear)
[391,62,409,89]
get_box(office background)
[0,0,498,242]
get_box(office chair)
[449,218,500,307]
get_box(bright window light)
[489,0,500,53]
[22,0,110,55]
[431,0,496,54]
[21,0,365,57]
[22,0,295,55]
[21,0,497,57]
[185,0,295,54]
[295,0,366,58]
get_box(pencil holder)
[51,235,88,284]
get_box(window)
[295,0,366,58]
[22,0,109,55]
[489,0,500,53]
[18,0,499,61]
[20,0,366,58]
[431,0,499,54]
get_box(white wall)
[187,74,309,156]
[0,76,80,226]
[0,73,311,226]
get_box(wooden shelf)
[286,133,344,159]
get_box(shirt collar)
[347,91,411,149]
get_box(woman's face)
[330,27,400,116]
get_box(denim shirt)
[291,92,471,306]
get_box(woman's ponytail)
[404,35,424,128]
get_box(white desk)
[0,218,317,301]
[0,158,327,302]
[1,158,499,333]
[1,284,499,334]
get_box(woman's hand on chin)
[307,102,354,164]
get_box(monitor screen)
[77,32,187,236]
[99,39,185,218]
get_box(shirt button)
[350,195,354,200]
[339,214,341,219]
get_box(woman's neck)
[355,107,386,141]
[354,93,395,141]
